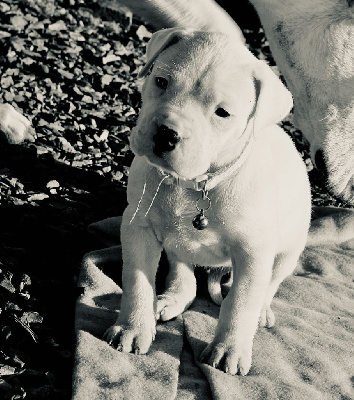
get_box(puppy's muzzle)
[153,124,181,157]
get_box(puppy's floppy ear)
[139,28,192,77]
[252,61,293,130]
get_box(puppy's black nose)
[153,125,181,156]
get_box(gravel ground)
[0,1,351,399]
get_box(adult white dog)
[112,0,354,204]
[250,0,354,204]
[104,28,311,376]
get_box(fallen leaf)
[101,74,113,86]
[58,68,75,80]
[4,92,14,102]
[0,31,11,39]
[10,15,28,31]
[1,76,14,89]
[10,38,26,52]
[0,3,10,12]
[102,54,121,65]
[48,20,67,31]
[22,57,35,66]
[136,25,152,40]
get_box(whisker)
[145,174,169,217]
[129,173,147,224]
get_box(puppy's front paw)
[103,320,156,355]
[200,336,253,376]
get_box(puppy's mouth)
[144,154,204,181]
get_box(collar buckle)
[177,174,208,191]
[158,169,209,192]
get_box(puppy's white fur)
[104,29,311,376]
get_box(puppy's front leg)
[104,219,162,354]
[201,245,274,376]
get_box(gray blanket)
[72,206,354,399]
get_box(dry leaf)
[48,20,67,31]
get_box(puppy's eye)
[155,77,168,90]
[215,108,230,118]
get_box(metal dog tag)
[193,210,209,230]
[193,188,211,230]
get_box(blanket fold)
[73,206,354,400]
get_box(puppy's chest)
[151,187,231,265]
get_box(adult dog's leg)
[113,0,244,40]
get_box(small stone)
[0,364,16,375]
[0,279,16,294]
[5,301,21,311]
[46,180,60,189]
[21,311,43,325]
[27,193,49,202]
[111,171,124,181]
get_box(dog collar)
[156,128,254,230]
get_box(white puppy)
[104,29,311,376]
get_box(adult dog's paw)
[200,337,253,376]
[103,321,156,355]
[0,103,36,144]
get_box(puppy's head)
[130,28,293,180]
